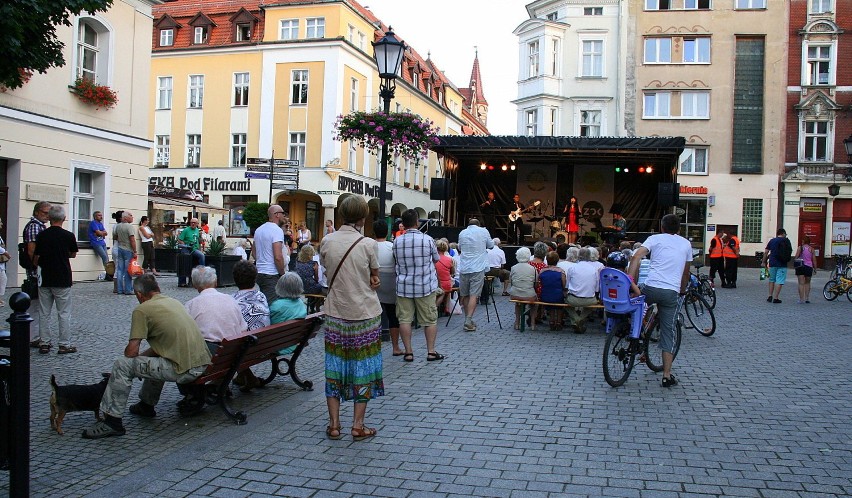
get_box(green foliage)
[205,239,226,257]
[0,0,113,90]
[163,235,179,249]
[242,203,270,232]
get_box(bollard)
[6,292,33,497]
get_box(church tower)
[461,49,488,128]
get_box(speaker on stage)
[430,178,452,200]
[658,182,680,207]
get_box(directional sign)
[245,172,270,180]
[272,167,299,175]
[272,182,298,190]
[273,159,300,166]
[272,173,299,181]
[245,164,273,172]
[246,157,271,165]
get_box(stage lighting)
[501,165,507,171]
[646,166,653,173]
[480,163,486,170]
[615,167,621,173]
[510,164,516,171]
[487,165,494,170]
[623,167,629,173]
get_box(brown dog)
[49,373,110,435]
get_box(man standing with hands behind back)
[253,205,289,305]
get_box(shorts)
[459,271,485,297]
[396,293,438,326]
[794,266,813,277]
[641,285,679,355]
[768,266,788,284]
[381,302,399,329]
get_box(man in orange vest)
[721,231,740,288]
[708,232,725,286]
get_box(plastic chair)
[599,268,645,339]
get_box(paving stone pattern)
[0,269,849,497]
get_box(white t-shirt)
[487,246,506,268]
[642,233,693,292]
[566,261,599,298]
[253,221,285,275]
[556,260,574,288]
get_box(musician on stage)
[508,194,526,245]
[603,212,627,245]
[479,191,496,237]
[562,196,581,244]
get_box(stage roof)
[432,136,686,164]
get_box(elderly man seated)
[486,238,511,296]
[564,247,601,334]
[82,274,211,439]
[184,266,247,355]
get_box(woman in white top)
[138,216,159,276]
[297,223,312,247]
[232,238,249,260]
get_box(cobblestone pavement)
[0,268,850,497]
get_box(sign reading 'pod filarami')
[149,176,252,192]
[337,175,393,201]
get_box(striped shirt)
[392,229,439,298]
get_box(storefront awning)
[149,195,229,214]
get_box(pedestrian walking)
[762,228,793,304]
[457,218,494,331]
[794,236,816,304]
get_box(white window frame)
[800,120,832,162]
[348,141,357,172]
[279,19,299,40]
[347,24,355,43]
[159,28,173,47]
[528,40,540,78]
[157,76,172,109]
[645,0,672,10]
[289,132,306,166]
[644,38,672,63]
[186,135,202,166]
[306,17,325,38]
[71,166,107,244]
[74,19,111,85]
[525,109,538,136]
[736,0,766,9]
[803,42,834,86]
[236,23,251,42]
[422,160,429,190]
[551,38,560,76]
[584,7,603,15]
[580,39,604,77]
[546,12,558,21]
[231,133,247,167]
[643,91,671,118]
[188,75,204,108]
[550,108,558,136]
[350,78,358,111]
[155,135,170,166]
[291,70,308,105]
[685,0,712,8]
[810,0,832,14]
[193,26,208,44]
[683,37,711,64]
[404,158,411,184]
[233,72,249,106]
[579,110,601,137]
[358,31,365,51]
[679,147,708,175]
[681,91,710,118]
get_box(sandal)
[351,426,377,441]
[39,344,51,354]
[402,353,414,362]
[426,351,445,361]
[58,345,78,354]
[326,425,343,440]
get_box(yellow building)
[0,0,159,284]
[149,0,483,242]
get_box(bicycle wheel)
[700,278,716,309]
[603,321,636,387]
[643,312,681,372]
[823,280,840,301]
[684,293,716,336]
[847,284,852,303]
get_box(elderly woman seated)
[270,273,308,356]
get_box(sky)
[362,0,529,136]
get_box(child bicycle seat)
[600,268,645,339]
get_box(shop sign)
[707,224,716,232]
[338,175,393,201]
[802,201,824,213]
[784,200,800,205]
[149,176,251,192]
[147,184,204,200]
[832,222,850,256]
[679,185,708,195]
[317,190,340,195]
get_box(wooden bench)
[187,312,325,424]
[509,299,603,332]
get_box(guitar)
[508,200,541,222]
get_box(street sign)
[246,157,271,165]
[246,164,273,172]
[245,172,270,179]
[273,159,300,166]
[271,173,299,181]
[271,182,298,190]
[272,167,299,174]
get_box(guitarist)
[508,194,526,245]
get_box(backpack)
[17,242,33,270]
[777,238,793,264]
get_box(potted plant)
[69,78,118,109]
[155,235,180,273]
[204,239,241,287]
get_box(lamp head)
[372,28,407,81]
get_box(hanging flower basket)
[69,78,118,109]
[333,110,440,161]
[0,69,33,93]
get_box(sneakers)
[662,375,679,388]
[82,420,126,439]
[129,401,156,418]
[463,319,477,332]
[767,296,772,302]
[772,299,782,304]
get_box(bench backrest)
[600,268,644,314]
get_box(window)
[71,168,105,244]
[806,45,831,85]
[230,134,247,167]
[157,77,172,109]
[683,38,711,63]
[306,18,325,38]
[811,0,831,13]
[193,26,208,44]
[546,12,558,21]
[643,92,671,118]
[155,135,170,166]
[358,32,365,50]
[350,78,358,111]
[412,71,419,89]
[732,37,764,173]
[581,40,603,77]
[305,201,320,240]
[645,0,672,10]
[527,40,539,78]
[403,158,411,183]
[584,7,603,15]
[736,0,765,8]
[802,121,829,162]
[236,23,251,42]
[347,24,355,43]
[679,148,708,174]
[525,109,538,136]
[76,20,110,83]
[685,0,711,8]
[233,72,249,106]
[579,110,601,137]
[681,92,710,118]
[644,38,672,63]
[159,29,174,47]
[348,141,357,172]
[224,195,257,236]
[741,199,763,243]
[189,75,204,108]
[550,108,558,136]
[187,135,201,166]
[280,19,298,40]
[289,132,306,166]
[551,39,560,76]
[291,70,308,105]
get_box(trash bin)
[177,251,193,286]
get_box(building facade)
[0,0,159,284]
[150,0,482,243]
[782,0,852,266]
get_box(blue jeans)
[92,243,109,266]
[178,248,206,286]
[115,247,133,294]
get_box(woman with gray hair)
[510,247,538,330]
[528,241,549,324]
[319,195,382,441]
[269,273,307,325]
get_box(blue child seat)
[599,268,645,339]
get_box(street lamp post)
[372,28,407,222]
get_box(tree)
[0,0,113,90]
[242,203,270,233]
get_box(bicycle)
[690,262,716,309]
[822,274,852,302]
[682,275,716,336]
[828,255,852,281]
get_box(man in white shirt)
[564,247,601,333]
[628,214,693,388]
[252,205,289,304]
[486,238,510,296]
[184,266,247,353]
[457,218,494,331]
[211,220,226,243]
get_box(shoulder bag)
[326,236,365,290]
